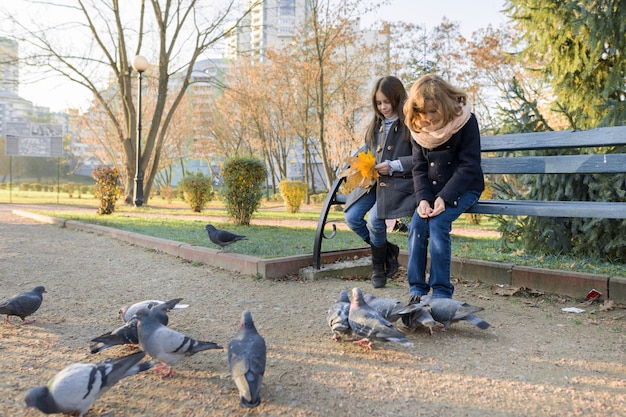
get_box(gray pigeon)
[401,306,442,335]
[326,289,351,341]
[25,351,152,417]
[90,298,183,354]
[420,295,491,330]
[348,287,413,349]
[205,224,247,252]
[134,307,222,377]
[228,310,266,408]
[120,298,188,322]
[363,293,421,323]
[0,285,46,324]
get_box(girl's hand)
[374,162,390,176]
[430,196,446,217]
[417,197,446,218]
[417,200,433,218]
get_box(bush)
[278,179,307,213]
[65,182,75,198]
[222,156,267,225]
[179,172,214,213]
[159,186,176,203]
[92,167,121,215]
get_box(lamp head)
[132,55,149,73]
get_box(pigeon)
[120,298,188,323]
[134,307,222,377]
[348,287,413,349]
[205,224,247,252]
[90,298,184,354]
[401,306,442,335]
[326,289,351,341]
[24,351,153,417]
[420,295,491,330]
[228,310,266,408]
[363,293,421,323]
[0,285,46,325]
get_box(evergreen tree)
[498,0,626,261]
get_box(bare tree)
[2,0,253,204]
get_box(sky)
[15,0,509,113]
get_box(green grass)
[4,188,624,277]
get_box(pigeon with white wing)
[228,310,266,408]
[90,298,184,354]
[119,297,188,323]
[134,307,222,377]
[25,351,152,417]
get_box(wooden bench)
[313,125,626,269]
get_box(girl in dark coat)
[344,76,416,288]
[404,74,484,300]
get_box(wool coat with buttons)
[411,113,484,208]
[344,118,417,219]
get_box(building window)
[279,0,295,16]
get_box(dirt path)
[1,207,625,417]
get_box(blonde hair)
[404,74,467,133]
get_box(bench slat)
[481,153,626,174]
[481,126,626,152]
[467,200,626,219]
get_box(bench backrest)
[466,125,626,218]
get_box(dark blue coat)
[345,118,416,219]
[411,113,484,208]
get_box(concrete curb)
[12,209,626,302]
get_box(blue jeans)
[407,190,481,299]
[344,191,387,247]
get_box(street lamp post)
[132,55,149,207]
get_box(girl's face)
[375,90,395,119]
[419,101,441,126]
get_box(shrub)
[278,179,307,213]
[159,185,176,203]
[221,156,267,225]
[179,172,214,213]
[19,183,31,191]
[65,182,75,198]
[92,167,121,215]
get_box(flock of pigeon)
[0,286,266,416]
[327,287,491,349]
[1,229,490,416]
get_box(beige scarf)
[410,103,472,149]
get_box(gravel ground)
[1,207,626,417]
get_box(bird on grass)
[90,298,185,354]
[0,285,46,325]
[228,310,266,408]
[348,287,413,350]
[205,224,247,252]
[134,307,222,378]
[25,351,152,417]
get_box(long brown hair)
[365,76,408,149]
[404,74,467,133]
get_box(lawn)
[2,188,625,277]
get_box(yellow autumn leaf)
[339,150,379,190]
